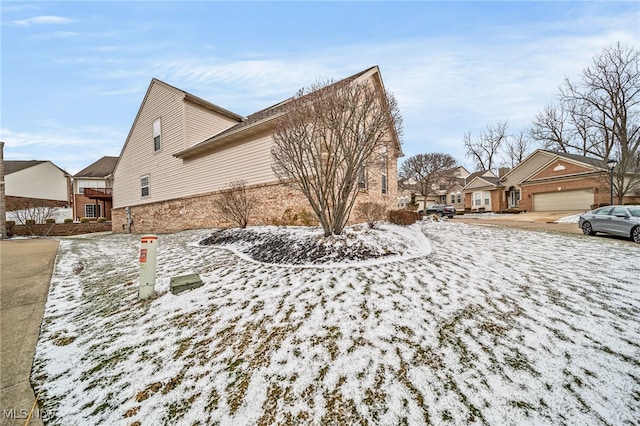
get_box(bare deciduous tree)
[398,153,458,209]
[214,180,257,228]
[464,120,509,172]
[503,130,535,168]
[531,43,640,202]
[11,198,57,236]
[271,78,402,237]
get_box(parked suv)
[421,204,456,218]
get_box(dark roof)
[174,66,379,159]
[544,150,607,169]
[3,160,47,175]
[74,156,119,178]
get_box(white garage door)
[533,190,593,211]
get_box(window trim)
[84,203,101,218]
[141,175,150,198]
[153,118,162,152]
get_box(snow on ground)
[32,221,639,425]
[555,213,585,224]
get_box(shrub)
[80,217,90,223]
[356,202,387,229]
[271,208,318,227]
[388,209,420,226]
[26,219,36,225]
[46,218,56,224]
[97,217,107,223]
[4,220,15,237]
[64,218,73,223]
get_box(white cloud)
[12,15,75,26]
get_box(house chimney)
[498,167,511,177]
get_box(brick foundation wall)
[112,180,398,234]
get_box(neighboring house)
[463,149,640,213]
[73,156,118,221]
[461,170,501,213]
[503,150,639,212]
[398,166,470,213]
[112,66,402,233]
[3,160,71,211]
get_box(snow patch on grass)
[32,221,640,425]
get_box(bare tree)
[214,180,257,228]
[271,78,402,237]
[503,130,535,168]
[398,153,458,209]
[464,120,509,172]
[10,198,57,236]
[531,43,640,202]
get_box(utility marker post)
[139,235,158,300]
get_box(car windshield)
[594,207,613,215]
[628,207,640,217]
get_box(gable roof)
[74,156,119,178]
[173,66,401,159]
[500,149,608,187]
[3,160,69,176]
[3,160,46,175]
[113,78,245,175]
[462,175,502,192]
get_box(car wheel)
[582,221,594,236]
[632,226,640,244]
[448,215,454,219]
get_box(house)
[461,170,501,212]
[3,160,71,211]
[465,149,640,214]
[398,166,470,213]
[73,156,118,221]
[112,66,401,233]
[502,150,639,212]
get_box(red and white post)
[139,235,158,300]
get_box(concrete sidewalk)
[1,239,59,426]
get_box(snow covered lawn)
[32,221,639,425]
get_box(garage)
[532,189,594,211]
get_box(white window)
[474,192,482,206]
[141,175,150,197]
[451,194,455,204]
[85,204,101,218]
[457,193,462,204]
[484,192,490,205]
[153,118,162,152]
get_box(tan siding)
[179,131,278,196]
[6,162,68,202]
[113,82,186,208]
[501,151,554,188]
[114,85,278,209]
[185,101,238,147]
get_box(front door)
[509,190,520,208]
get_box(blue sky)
[2,1,639,174]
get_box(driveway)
[452,211,584,235]
[1,239,59,426]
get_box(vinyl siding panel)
[6,162,68,202]
[114,82,185,208]
[114,82,277,208]
[501,152,554,188]
[178,131,278,196]
[185,101,237,147]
